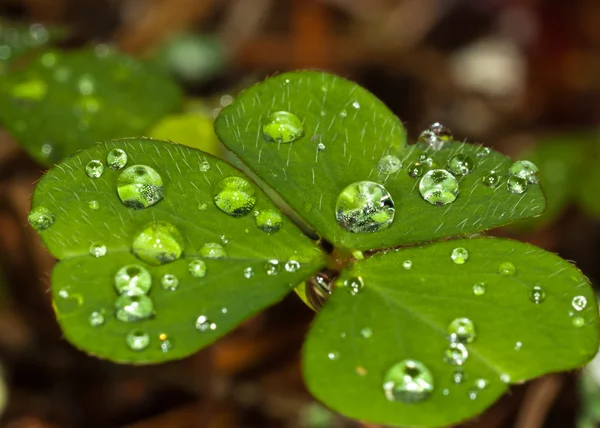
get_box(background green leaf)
[31,138,325,363]
[303,237,599,428]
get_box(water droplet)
[403,260,413,270]
[377,155,402,175]
[89,200,100,210]
[572,295,587,311]
[360,327,373,338]
[529,286,546,304]
[419,169,459,206]
[195,315,217,332]
[255,209,284,233]
[132,221,184,266]
[383,359,434,403]
[243,267,254,278]
[482,170,502,188]
[473,282,486,296]
[451,247,469,264]
[444,342,469,365]
[285,260,301,272]
[418,123,453,150]
[573,316,585,327]
[352,101,361,109]
[188,260,207,278]
[477,147,491,158]
[515,341,522,350]
[28,206,55,231]
[335,181,395,233]
[468,389,478,400]
[89,311,105,327]
[214,177,256,217]
[447,154,474,176]
[499,262,516,276]
[339,110,348,119]
[262,111,304,143]
[317,142,326,151]
[448,318,476,344]
[265,260,280,276]
[161,274,179,291]
[443,388,450,396]
[200,243,227,259]
[89,242,107,258]
[107,149,128,170]
[475,379,488,390]
[159,335,172,352]
[115,295,154,322]
[509,160,539,184]
[85,160,104,178]
[198,202,208,211]
[114,265,152,296]
[507,176,527,194]
[343,276,364,296]
[500,373,511,383]
[198,160,211,172]
[407,161,428,178]
[117,165,164,209]
[126,329,150,351]
[453,370,465,384]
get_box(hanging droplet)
[417,123,453,150]
[195,315,217,332]
[377,155,402,175]
[126,329,150,351]
[213,177,256,217]
[444,343,469,366]
[255,209,284,233]
[572,295,587,311]
[509,160,539,184]
[114,265,152,296]
[188,260,207,278]
[28,206,55,231]
[383,359,434,403]
[343,276,364,296]
[115,295,154,322]
[161,274,179,291]
[360,327,373,339]
[265,260,280,275]
[482,170,502,188]
[451,247,469,264]
[506,176,527,194]
[473,282,486,296]
[285,260,301,272]
[89,242,107,258]
[89,311,105,327]
[335,181,395,233]
[132,221,184,266]
[243,267,254,278]
[117,165,164,209]
[448,318,476,344]
[447,154,474,176]
[403,260,413,270]
[529,286,546,304]
[498,262,516,276]
[262,111,304,143]
[419,169,459,206]
[89,200,100,210]
[106,148,128,170]
[85,160,104,178]
[200,243,227,259]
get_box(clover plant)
[25,71,599,428]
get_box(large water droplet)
[188,260,207,278]
[200,243,227,258]
[448,318,476,344]
[572,295,587,311]
[255,209,283,233]
[126,329,150,351]
[213,177,256,217]
[509,160,539,184]
[482,170,502,188]
[507,176,527,194]
[447,154,474,176]
[265,260,280,275]
[132,221,184,266]
[114,264,152,296]
[28,206,55,231]
[195,315,217,332]
[335,181,395,233]
[107,149,128,170]
[419,169,459,206]
[451,247,469,264]
[499,262,516,276]
[343,276,364,296]
[89,242,107,258]
[115,295,154,322]
[418,123,453,150]
[161,274,179,291]
[473,282,486,296]
[117,165,164,209]
[529,286,546,304]
[89,311,105,327]
[86,160,104,178]
[444,343,469,365]
[377,155,402,175]
[383,359,434,403]
[263,111,304,143]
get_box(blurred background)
[1,0,600,427]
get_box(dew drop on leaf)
[88,200,100,210]
[417,123,453,151]
[243,267,254,278]
[28,206,55,231]
[444,342,469,365]
[448,318,476,344]
[188,260,207,278]
[262,111,304,143]
[328,351,340,360]
[89,242,107,258]
[213,177,256,217]
[89,311,105,327]
[106,148,128,170]
[509,160,539,184]
[255,209,284,233]
[447,154,474,176]
[284,260,301,272]
[482,170,502,188]
[117,165,164,209]
[573,316,585,327]
[159,335,172,353]
[200,243,227,259]
[161,274,179,291]
[198,160,211,172]
[419,169,459,206]
[506,176,528,194]
[477,147,491,158]
[453,370,465,384]
[377,155,402,175]
[451,247,469,264]
[335,181,395,233]
[572,295,587,311]
[339,110,348,119]
[265,260,280,276]
[499,262,516,276]
[403,260,412,270]
[126,329,150,351]
[115,295,154,322]
[360,327,373,339]
[132,221,184,266]
[195,315,217,332]
[198,202,208,211]
[529,286,546,304]
[114,264,152,296]
[343,276,364,296]
[383,359,434,403]
[473,282,486,296]
[515,341,523,350]
[407,161,428,178]
[85,160,104,178]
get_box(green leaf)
[0,48,182,166]
[303,237,599,428]
[31,138,325,363]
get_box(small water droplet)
[447,154,474,176]
[360,327,373,338]
[444,342,469,365]
[529,286,546,304]
[114,265,152,296]
[418,123,453,150]
[89,311,105,327]
[214,177,256,217]
[352,101,360,109]
[265,260,280,275]
[28,206,55,231]
[468,389,478,400]
[403,260,413,270]
[85,160,104,178]
[195,315,217,332]
[339,110,348,119]
[107,149,128,170]
[475,379,488,390]
[477,147,491,158]
[419,169,459,206]
[377,155,402,175]
[448,318,476,344]
[407,161,429,178]
[88,200,100,210]
[473,282,486,296]
[515,341,522,350]
[343,276,364,296]
[443,388,450,396]
[198,202,208,211]
[161,274,179,291]
[328,351,340,360]
[126,329,150,351]
[200,242,227,259]
[89,242,107,258]
[263,111,304,143]
[243,267,254,278]
[188,260,207,278]
[159,335,172,352]
[117,165,164,209]
[115,295,154,322]
[453,370,465,384]
[285,260,301,272]
[482,170,502,188]
[132,221,184,266]
[499,262,516,276]
[572,295,587,311]
[509,160,539,184]
[198,160,211,172]
[507,176,527,194]
[335,181,395,233]
[383,359,434,403]
[573,316,585,327]
[255,209,284,233]
[317,142,326,151]
[451,247,469,264]
[500,373,511,383]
